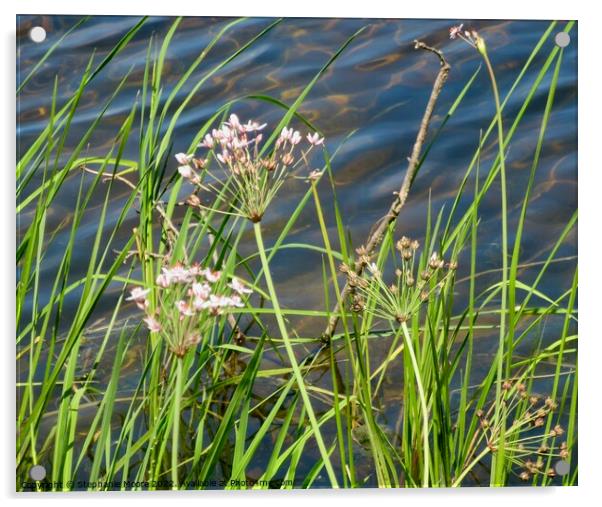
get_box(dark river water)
[17,16,577,487]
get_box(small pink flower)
[290,130,302,145]
[127,287,150,309]
[278,127,292,145]
[306,132,324,146]
[203,269,222,283]
[192,297,206,310]
[156,273,171,288]
[127,287,150,301]
[199,134,214,148]
[228,277,252,295]
[449,24,464,39]
[191,282,211,300]
[176,300,195,317]
[220,125,234,141]
[178,165,194,179]
[232,137,248,150]
[143,316,162,333]
[217,151,231,164]
[228,295,244,308]
[175,152,194,165]
[163,265,195,284]
[243,120,267,132]
[228,113,242,131]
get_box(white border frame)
[3,1,598,506]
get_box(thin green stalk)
[401,322,430,487]
[310,182,350,487]
[476,35,508,486]
[171,357,183,488]
[253,221,339,488]
[452,447,490,487]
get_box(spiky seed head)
[396,236,411,251]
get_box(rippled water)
[17,16,578,487]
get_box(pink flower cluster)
[174,114,325,222]
[127,263,253,356]
[449,24,482,50]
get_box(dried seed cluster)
[465,378,570,483]
[342,236,456,323]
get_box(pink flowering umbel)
[449,23,487,55]
[127,263,253,357]
[175,114,325,223]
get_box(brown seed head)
[545,397,558,411]
[186,194,201,207]
[397,236,411,251]
[356,245,368,256]
[263,158,277,171]
[339,263,351,274]
[193,158,206,170]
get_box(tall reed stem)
[253,221,339,488]
[478,37,508,485]
[401,322,430,487]
[171,356,183,489]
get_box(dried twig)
[321,40,450,342]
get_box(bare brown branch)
[321,40,450,342]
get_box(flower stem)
[171,356,183,489]
[401,322,430,487]
[480,40,509,486]
[452,446,491,487]
[253,221,339,488]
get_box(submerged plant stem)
[253,221,339,487]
